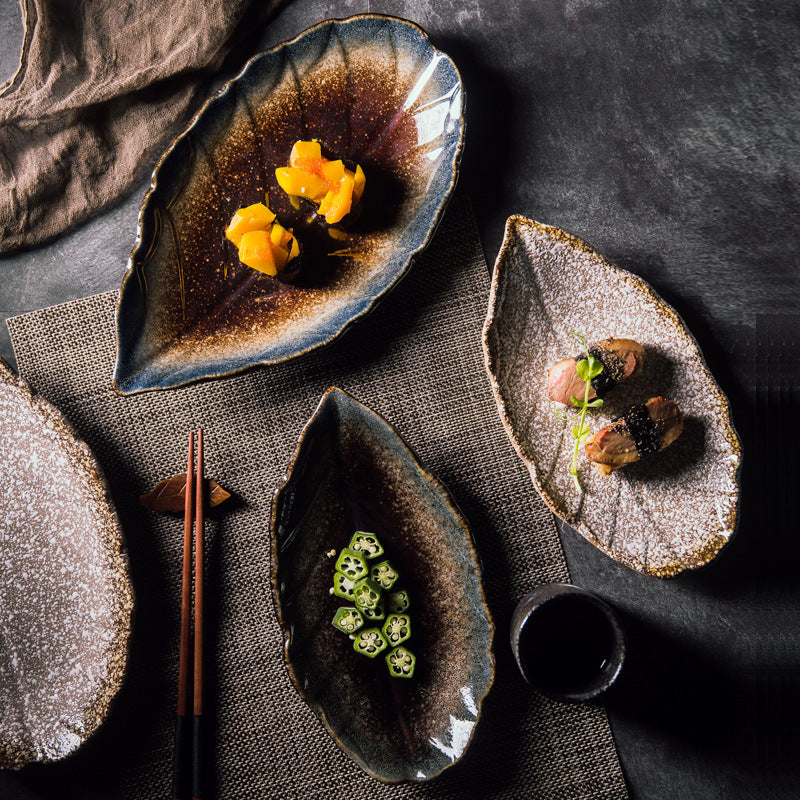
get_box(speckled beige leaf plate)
[0,360,133,768]
[483,216,741,577]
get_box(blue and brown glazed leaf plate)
[483,216,741,577]
[270,387,494,782]
[113,15,464,394]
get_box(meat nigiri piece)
[546,338,644,405]
[584,396,683,475]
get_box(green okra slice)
[335,547,369,581]
[353,627,388,658]
[370,560,399,591]
[386,645,416,678]
[332,607,364,634]
[360,598,385,623]
[386,589,410,614]
[353,577,382,611]
[382,613,411,646]
[331,571,356,601]
[349,532,384,560]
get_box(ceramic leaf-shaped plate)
[114,15,464,394]
[271,388,494,782]
[483,216,741,577]
[0,360,132,768]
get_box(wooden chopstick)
[173,431,194,800]
[172,429,205,800]
[193,428,204,800]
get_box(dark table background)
[1,1,798,798]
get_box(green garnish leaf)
[570,331,590,352]
[563,332,605,492]
[576,354,602,385]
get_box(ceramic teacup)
[510,583,625,702]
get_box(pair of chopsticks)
[173,429,205,800]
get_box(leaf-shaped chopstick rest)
[140,474,231,513]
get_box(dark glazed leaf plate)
[483,217,742,577]
[270,388,494,782]
[113,15,464,394]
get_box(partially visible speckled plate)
[113,15,464,394]
[0,360,132,769]
[483,216,741,577]
[271,387,494,782]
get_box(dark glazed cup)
[510,583,625,702]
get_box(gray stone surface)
[2,1,798,798]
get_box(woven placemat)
[8,195,628,799]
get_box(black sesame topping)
[621,403,660,457]
[573,345,626,397]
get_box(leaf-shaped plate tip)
[483,216,741,577]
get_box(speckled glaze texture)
[483,217,741,577]
[270,388,494,782]
[0,360,132,769]
[113,15,464,394]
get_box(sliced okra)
[370,560,399,591]
[353,627,388,658]
[353,577,382,611]
[385,645,416,678]
[331,571,356,601]
[335,547,369,581]
[349,532,384,560]
[360,598,385,623]
[386,589,410,614]
[382,613,411,646]
[332,606,364,634]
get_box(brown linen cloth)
[8,196,628,798]
[0,0,277,254]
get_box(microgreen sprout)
[551,332,604,492]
